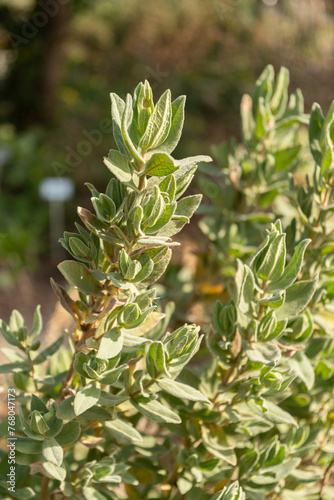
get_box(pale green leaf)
[268,239,311,293]
[132,397,181,423]
[43,460,66,481]
[157,378,211,403]
[56,421,81,447]
[74,383,101,416]
[139,89,172,150]
[103,149,132,183]
[287,351,315,390]
[42,437,63,467]
[32,335,64,365]
[248,399,298,426]
[156,95,186,154]
[105,419,143,442]
[144,152,178,177]
[16,437,43,455]
[96,327,123,359]
[58,260,103,296]
[245,342,281,366]
[29,305,43,340]
[275,276,318,321]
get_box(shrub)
[195,66,334,499]
[1,69,334,500]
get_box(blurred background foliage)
[0,0,333,315]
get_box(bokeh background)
[0,0,334,327]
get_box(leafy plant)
[191,66,334,499]
[1,69,334,500]
[0,81,213,499]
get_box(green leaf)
[271,66,289,117]
[83,486,109,500]
[321,147,333,175]
[175,194,202,219]
[146,341,169,378]
[31,394,48,413]
[16,437,43,454]
[316,360,332,380]
[137,80,154,134]
[147,203,176,235]
[103,149,132,184]
[275,276,318,321]
[57,396,111,421]
[132,255,154,282]
[209,481,245,500]
[30,410,49,435]
[157,378,211,403]
[139,89,172,150]
[157,194,202,238]
[258,291,285,309]
[19,406,44,440]
[238,263,256,314]
[56,421,81,447]
[143,152,178,177]
[123,332,151,349]
[245,342,281,366]
[32,335,64,365]
[274,145,301,171]
[257,233,286,281]
[42,437,63,467]
[105,419,143,442]
[202,429,237,465]
[0,361,30,373]
[96,327,123,360]
[275,114,309,130]
[98,393,129,406]
[0,319,23,348]
[124,260,142,280]
[58,260,103,296]
[132,397,181,423]
[29,305,43,340]
[239,450,259,478]
[268,239,311,293]
[309,102,325,165]
[68,236,92,261]
[10,487,36,500]
[157,95,186,154]
[98,363,128,385]
[110,92,128,156]
[287,351,315,390]
[74,383,101,416]
[248,399,298,426]
[9,309,24,331]
[45,418,63,439]
[43,460,66,482]
[122,93,144,163]
[2,347,25,363]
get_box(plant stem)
[319,457,334,499]
[27,350,39,393]
[41,476,50,500]
[59,356,75,401]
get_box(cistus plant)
[1,70,334,500]
[198,65,310,278]
[0,82,214,499]
[185,67,334,499]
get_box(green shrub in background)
[0,70,334,500]
[194,66,334,499]
[198,65,310,277]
